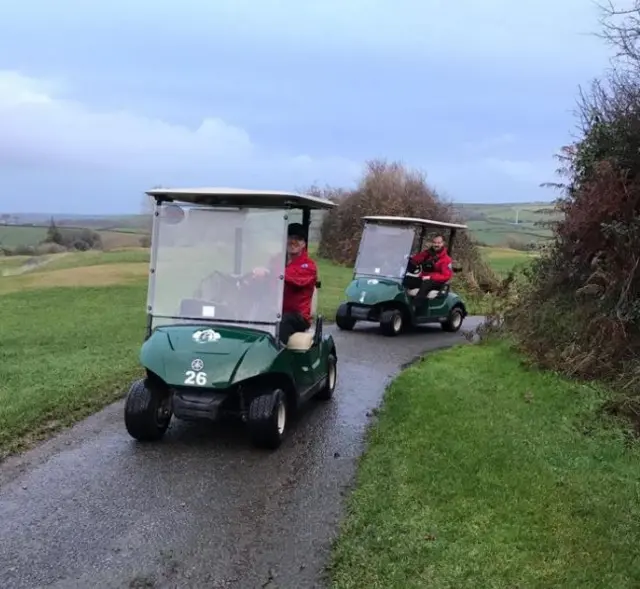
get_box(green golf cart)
[335,215,468,336]
[124,187,338,450]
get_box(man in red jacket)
[252,223,317,343]
[408,234,453,309]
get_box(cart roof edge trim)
[361,215,468,229]
[145,187,337,210]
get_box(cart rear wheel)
[248,388,287,449]
[441,307,464,332]
[380,309,403,336]
[124,379,172,441]
[316,353,337,401]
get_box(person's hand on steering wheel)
[252,266,271,278]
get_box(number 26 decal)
[184,370,207,386]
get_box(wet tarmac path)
[0,318,482,589]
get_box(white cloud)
[0,70,360,185]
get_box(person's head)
[287,223,307,257]
[431,234,446,252]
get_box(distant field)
[455,202,562,222]
[0,224,146,249]
[98,230,146,249]
[479,246,536,276]
[467,219,551,247]
[0,225,48,246]
[454,201,559,247]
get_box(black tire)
[248,389,287,449]
[124,379,172,442]
[441,306,464,332]
[335,304,356,331]
[380,309,403,336]
[316,353,337,401]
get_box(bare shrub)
[505,238,535,251]
[311,159,498,293]
[34,242,67,255]
[10,245,36,256]
[503,4,640,396]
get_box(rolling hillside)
[1,202,560,250]
[454,201,560,247]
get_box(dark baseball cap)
[287,223,306,240]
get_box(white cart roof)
[362,215,467,229]
[146,187,337,210]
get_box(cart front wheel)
[124,379,172,442]
[248,389,287,449]
[335,304,356,331]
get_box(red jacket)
[409,247,453,283]
[270,249,317,323]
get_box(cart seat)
[285,284,319,351]
[406,282,451,299]
[406,288,441,299]
[286,329,314,351]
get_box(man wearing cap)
[252,223,317,344]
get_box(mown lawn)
[330,341,640,589]
[0,285,146,458]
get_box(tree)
[45,217,63,245]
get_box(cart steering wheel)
[190,269,274,322]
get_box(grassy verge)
[330,340,640,589]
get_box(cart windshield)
[148,204,287,329]
[354,223,416,279]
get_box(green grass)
[480,246,536,277]
[314,250,353,318]
[40,248,150,271]
[0,285,146,458]
[0,255,32,270]
[330,341,640,589]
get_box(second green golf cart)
[335,215,468,336]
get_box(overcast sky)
[0,0,614,213]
